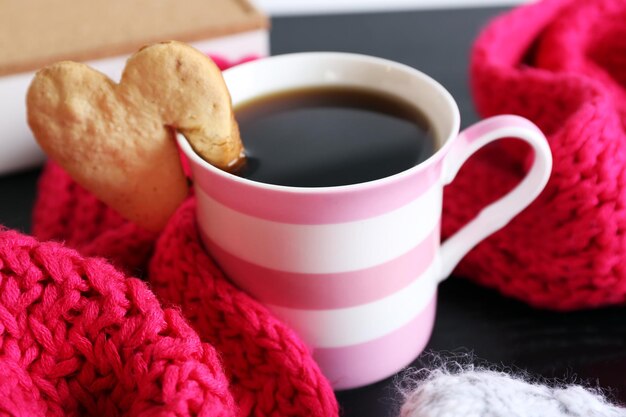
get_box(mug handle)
[437,115,552,282]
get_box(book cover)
[0,0,269,175]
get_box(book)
[0,0,269,175]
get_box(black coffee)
[235,86,437,187]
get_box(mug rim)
[177,51,461,194]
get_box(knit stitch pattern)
[442,0,626,309]
[33,162,157,275]
[149,199,338,417]
[0,229,234,416]
[31,182,339,416]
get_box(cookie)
[26,41,244,231]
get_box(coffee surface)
[235,86,437,187]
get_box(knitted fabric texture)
[32,162,157,275]
[149,199,338,417]
[442,0,626,309]
[29,175,339,417]
[0,229,234,416]
[399,369,626,417]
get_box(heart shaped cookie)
[27,41,243,231]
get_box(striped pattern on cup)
[189,154,444,390]
[179,52,552,391]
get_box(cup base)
[313,295,437,391]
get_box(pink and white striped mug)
[177,52,552,390]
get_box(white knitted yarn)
[399,369,626,417]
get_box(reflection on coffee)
[235,86,438,187]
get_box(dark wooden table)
[1,6,625,416]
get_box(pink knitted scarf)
[443,0,626,309]
[4,163,338,415]
[0,228,234,416]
